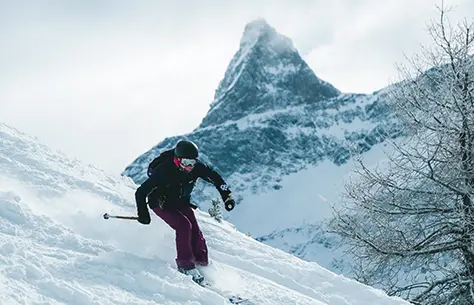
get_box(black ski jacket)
[135,149,231,211]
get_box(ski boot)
[178,267,204,284]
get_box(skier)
[134,139,236,283]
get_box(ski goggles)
[179,158,197,167]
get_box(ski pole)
[103,213,139,220]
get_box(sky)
[1,0,473,174]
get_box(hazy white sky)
[1,0,473,174]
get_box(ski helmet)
[174,140,199,159]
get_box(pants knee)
[176,217,192,233]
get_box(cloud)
[1,0,473,173]
[303,0,474,93]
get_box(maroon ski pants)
[152,205,208,270]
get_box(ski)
[196,279,254,304]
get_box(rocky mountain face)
[201,19,340,128]
[122,19,404,271]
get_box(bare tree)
[329,5,474,305]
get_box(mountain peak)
[240,19,294,52]
[243,18,271,37]
[199,20,339,128]
[244,18,270,32]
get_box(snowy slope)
[227,142,394,268]
[0,123,409,304]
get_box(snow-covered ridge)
[0,122,409,304]
[199,92,381,133]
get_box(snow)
[283,116,368,139]
[225,140,395,268]
[199,106,303,132]
[228,143,390,237]
[223,63,247,97]
[263,83,278,96]
[284,126,315,139]
[208,49,249,113]
[201,92,378,134]
[264,63,298,76]
[0,121,409,304]
[320,117,368,137]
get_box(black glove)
[137,206,151,225]
[224,196,235,212]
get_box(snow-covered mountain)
[0,122,410,305]
[201,18,340,127]
[122,20,404,273]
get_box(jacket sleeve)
[198,162,232,200]
[135,166,164,210]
